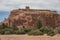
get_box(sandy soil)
[0,34,60,40]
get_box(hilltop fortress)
[3,6,60,28]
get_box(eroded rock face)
[2,7,60,28]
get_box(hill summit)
[2,6,60,28]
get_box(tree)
[12,24,18,30]
[2,23,8,29]
[36,19,42,29]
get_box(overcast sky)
[0,0,60,11]
[0,0,60,22]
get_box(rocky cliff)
[2,6,60,28]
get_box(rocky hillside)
[2,6,60,28]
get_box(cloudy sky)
[0,0,60,11]
[0,0,60,22]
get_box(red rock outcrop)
[2,6,60,28]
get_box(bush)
[4,31,11,34]
[40,26,53,33]
[47,30,55,36]
[28,29,44,35]
[0,29,4,34]
[0,27,15,34]
[39,26,55,36]
[3,28,14,34]
[15,28,26,34]
[23,27,34,33]
[56,26,60,34]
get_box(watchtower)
[25,6,30,10]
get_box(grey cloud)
[0,0,60,11]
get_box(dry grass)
[0,34,60,40]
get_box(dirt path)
[0,34,60,40]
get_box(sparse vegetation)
[15,28,26,34]
[47,30,55,36]
[0,20,60,36]
[28,29,44,35]
[39,26,55,36]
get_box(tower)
[25,6,30,9]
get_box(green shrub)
[0,27,15,34]
[56,26,60,34]
[3,28,14,34]
[47,30,55,36]
[15,28,26,34]
[39,26,53,33]
[28,29,44,35]
[4,31,11,34]
[0,29,4,34]
[23,27,34,33]
[39,26,55,36]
